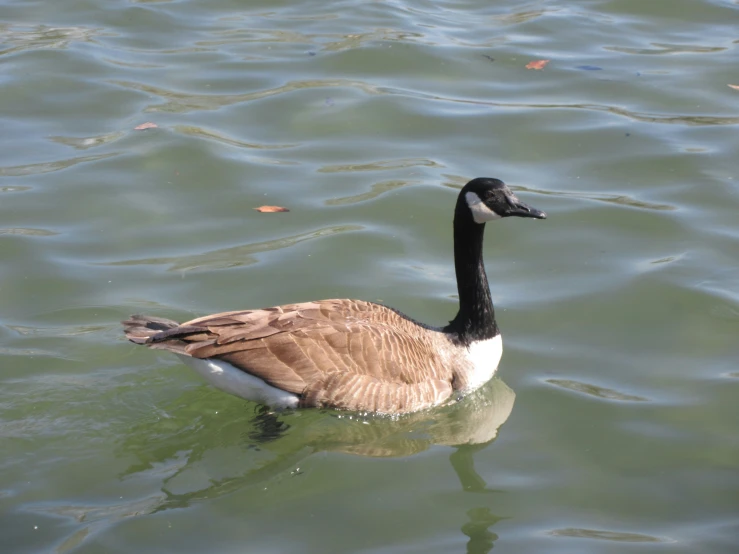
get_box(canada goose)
[123,177,545,414]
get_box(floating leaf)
[526,59,550,70]
[254,205,289,213]
[728,84,739,90]
[134,122,158,130]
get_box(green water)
[2,0,738,552]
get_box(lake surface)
[1,0,738,552]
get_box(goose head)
[461,178,547,224]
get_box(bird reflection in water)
[80,377,515,553]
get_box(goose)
[123,177,546,414]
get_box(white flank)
[464,334,503,390]
[176,355,299,409]
[465,191,502,224]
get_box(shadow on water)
[120,378,514,553]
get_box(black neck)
[443,205,498,345]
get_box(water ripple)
[101,57,165,69]
[172,125,297,150]
[49,132,126,150]
[549,528,667,542]
[198,27,434,51]
[546,379,649,402]
[26,493,169,554]
[0,23,107,56]
[104,225,363,272]
[318,158,442,173]
[491,8,553,25]
[605,43,728,55]
[326,179,421,206]
[0,153,118,177]
[113,74,739,127]
[196,28,317,47]
[111,78,383,113]
[0,185,32,193]
[7,324,106,337]
[515,185,676,211]
[322,30,430,51]
[0,346,66,358]
[421,95,739,127]
[0,228,58,237]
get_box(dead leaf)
[134,122,158,130]
[728,84,739,90]
[254,205,289,213]
[526,60,550,70]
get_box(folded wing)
[136,299,455,412]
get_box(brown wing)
[146,299,455,412]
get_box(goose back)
[127,299,481,413]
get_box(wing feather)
[138,299,457,411]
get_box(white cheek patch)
[465,192,502,223]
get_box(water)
[1,0,738,552]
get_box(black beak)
[507,199,547,219]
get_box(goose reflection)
[118,377,515,553]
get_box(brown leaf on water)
[728,84,739,90]
[134,122,158,130]
[526,59,550,70]
[254,205,290,213]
